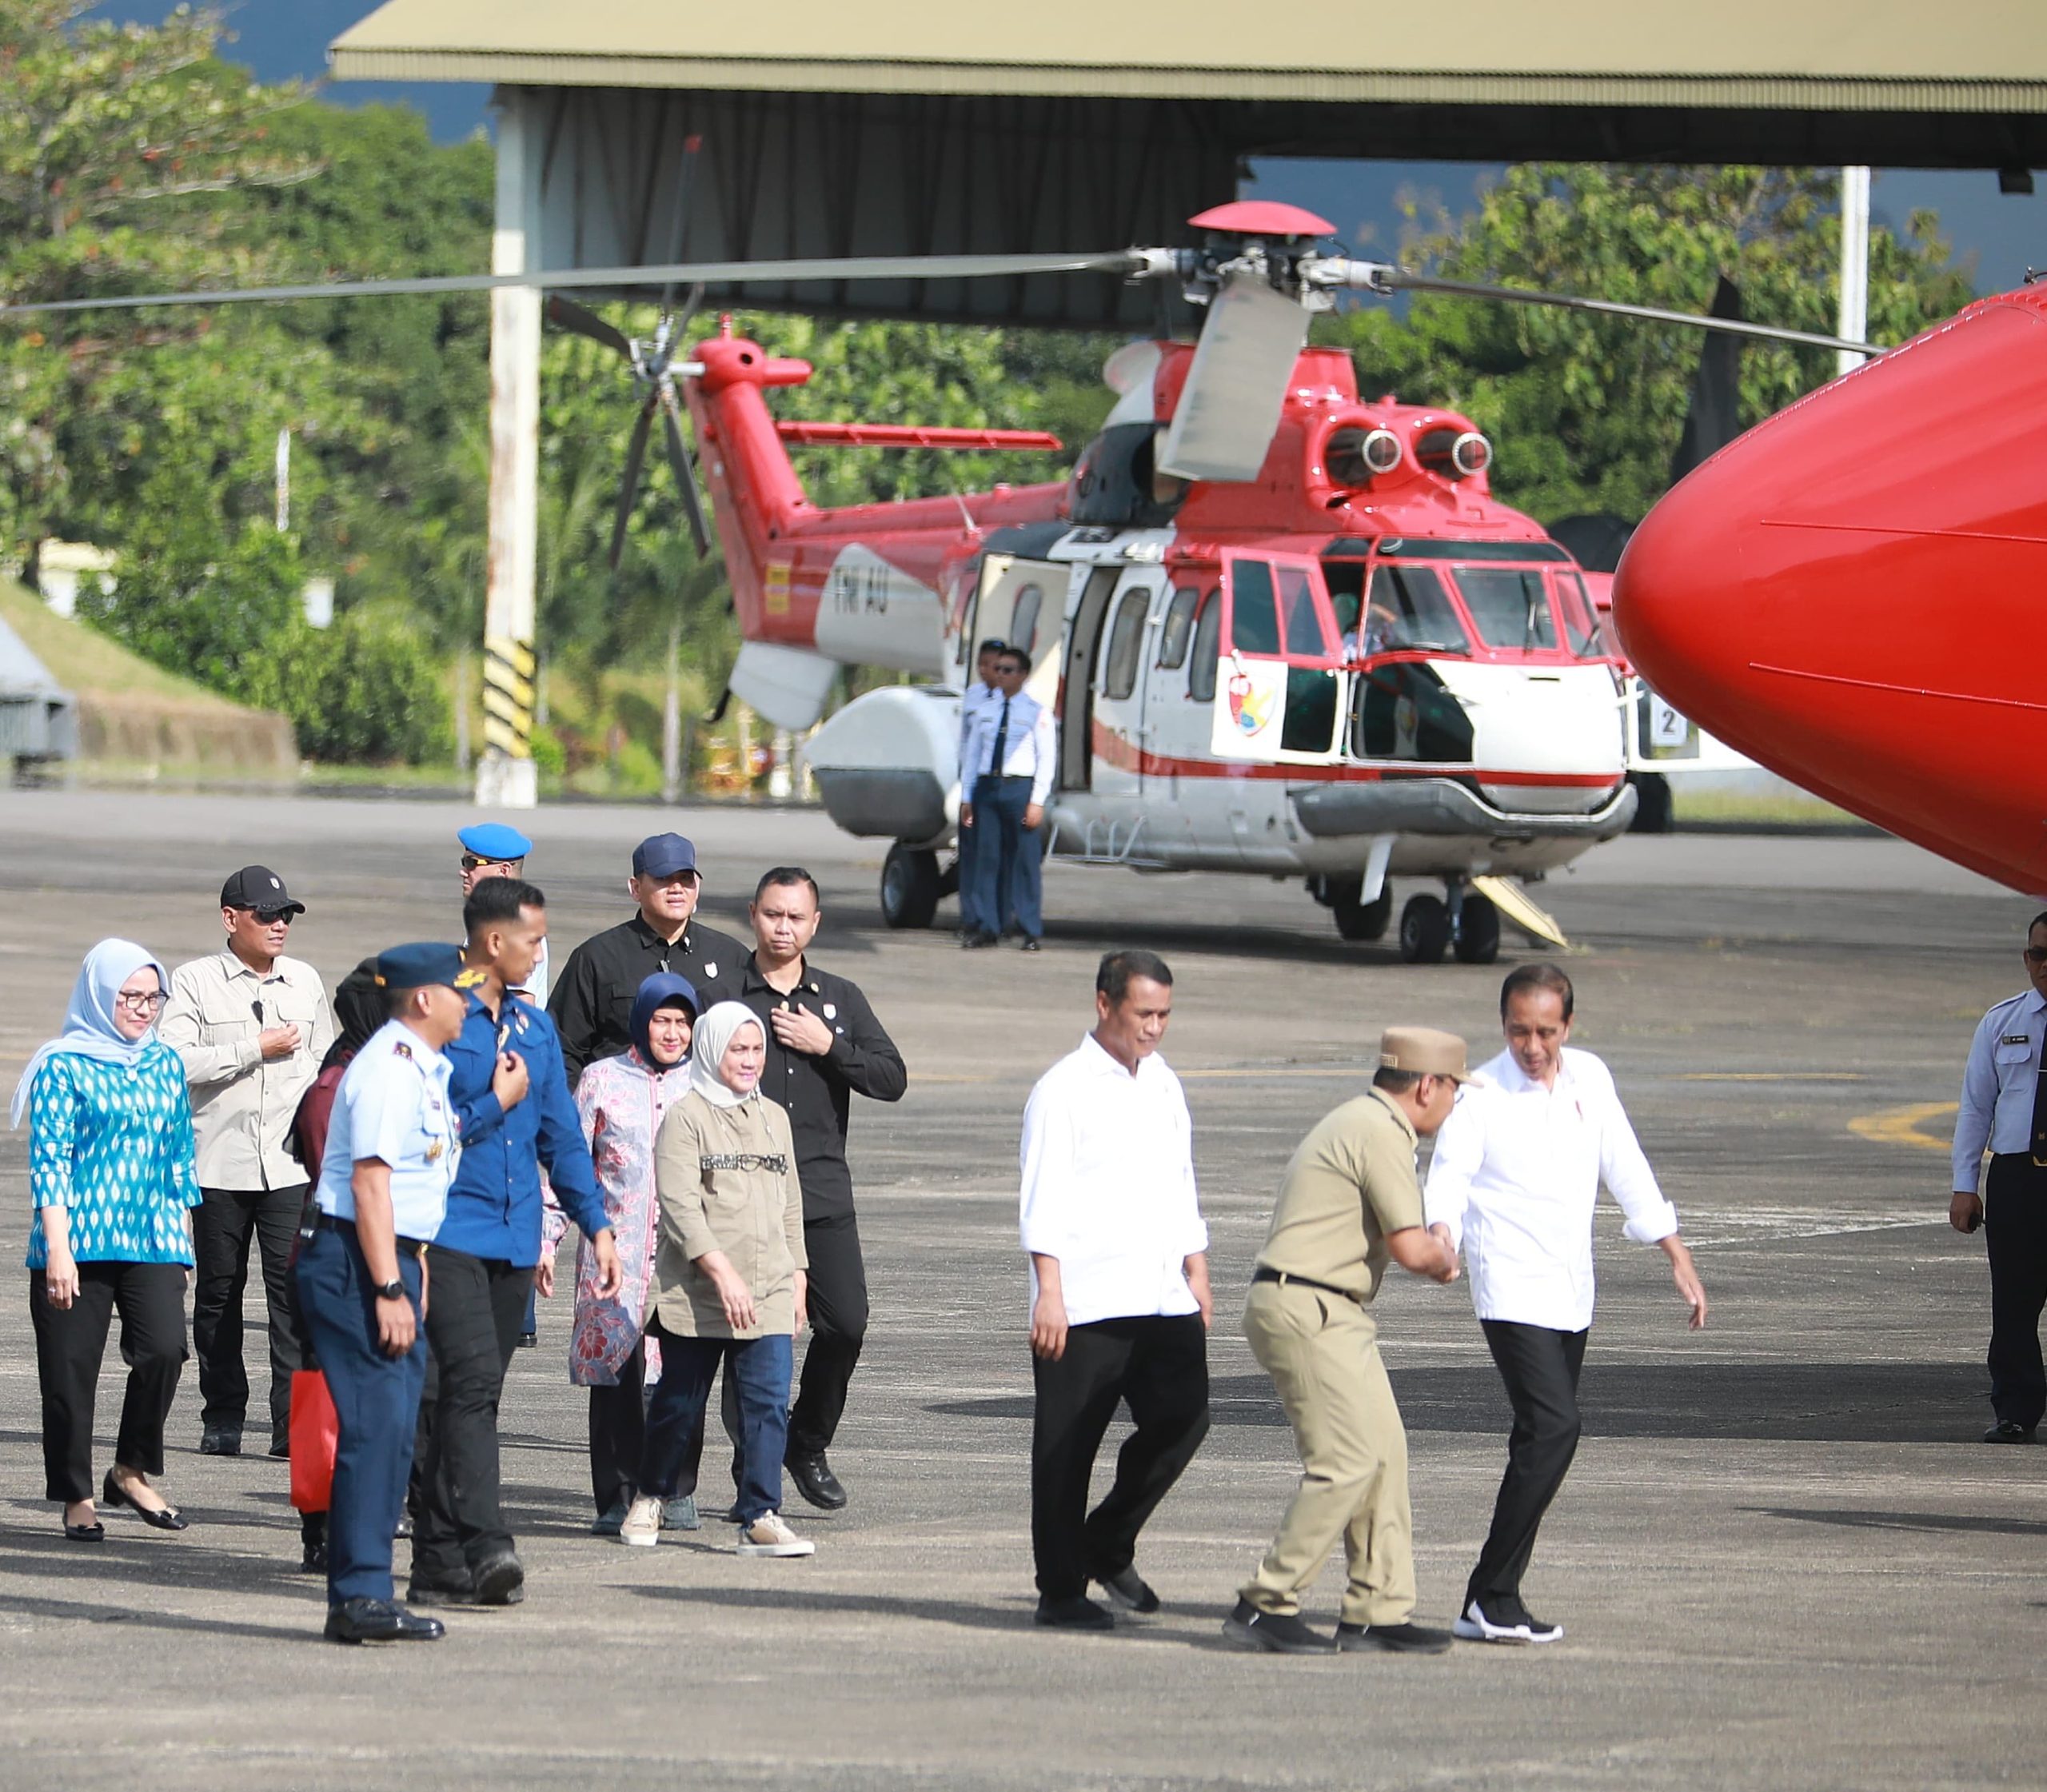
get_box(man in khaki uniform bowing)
[1223,1027,1469,1657]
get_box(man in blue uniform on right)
[1951,909,2047,1443]
[296,943,469,1645]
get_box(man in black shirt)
[729,865,907,1509]
[548,832,745,1083]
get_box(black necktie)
[989,696,1011,776]
[2031,1034,2047,1162]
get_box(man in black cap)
[162,867,334,1457]
[549,832,745,1084]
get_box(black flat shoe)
[102,1469,189,1531]
[1035,1594,1115,1630]
[325,1598,445,1644]
[63,1519,105,1543]
[785,1451,848,1511]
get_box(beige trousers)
[1239,1278,1415,1626]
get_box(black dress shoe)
[325,1598,445,1644]
[1093,1564,1159,1614]
[63,1519,105,1543]
[269,1435,291,1459]
[300,1539,329,1574]
[1983,1419,2036,1443]
[1020,937,1043,953]
[1035,1594,1115,1630]
[102,1470,188,1531]
[405,1577,479,1607]
[469,1551,526,1606]
[785,1451,848,1511]
[198,1425,241,1457]
[517,1331,537,1349]
[1221,1597,1337,1654]
[1336,1618,1454,1654]
[960,931,998,950]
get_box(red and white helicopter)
[6,199,1875,950]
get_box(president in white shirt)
[960,644,1057,951]
[1425,962,1706,1646]
[1020,949,1211,1630]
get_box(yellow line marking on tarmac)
[1848,1100,1957,1151]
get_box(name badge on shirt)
[2001,1034,2032,1048]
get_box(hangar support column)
[477,86,542,809]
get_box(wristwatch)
[374,1278,405,1301]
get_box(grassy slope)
[0,575,245,709]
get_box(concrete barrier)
[74,692,297,779]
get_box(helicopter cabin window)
[1156,587,1200,669]
[1229,561,1283,655]
[1453,567,1558,652]
[1361,565,1472,656]
[1277,564,1333,657]
[1008,583,1044,659]
[1553,571,1605,657]
[1188,589,1222,701]
[1100,589,1148,699]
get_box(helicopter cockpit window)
[1156,587,1200,669]
[1453,567,1558,652]
[1362,565,1472,656]
[1230,560,1283,655]
[1277,565,1332,657]
[1553,572,1605,657]
[1189,589,1222,701]
[1008,584,1043,658]
[1100,589,1148,699]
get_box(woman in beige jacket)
[620,1002,814,1557]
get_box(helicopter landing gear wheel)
[880,841,941,930]
[1629,772,1674,834]
[1399,893,1451,964]
[1331,882,1393,943]
[1453,892,1501,964]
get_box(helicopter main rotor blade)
[545,294,632,357]
[0,251,1143,319]
[1371,268,1881,356]
[609,397,659,572]
[657,380,713,559]
[1156,271,1310,483]
[658,139,702,318]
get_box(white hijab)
[10,937,168,1127]
[688,1001,766,1109]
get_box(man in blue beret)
[296,943,469,1644]
[549,832,745,1083]
[457,823,547,1007]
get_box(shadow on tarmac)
[1746,1507,2047,1537]
[932,1360,1992,1445]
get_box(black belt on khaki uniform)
[312,1211,427,1258]
[1252,1265,1363,1304]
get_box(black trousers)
[410,1246,529,1585]
[191,1182,305,1440]
[1469,1320,1589,1606]
[29,1262,188,1503]
[1030,1313,1211,1601]
[589,1340,646,1515]
[1985,1155,2047,1429]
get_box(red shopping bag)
[289,1369,338,1514]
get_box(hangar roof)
[330,0,2047,113]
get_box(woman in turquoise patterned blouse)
[11,938,202,1541]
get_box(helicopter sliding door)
[1089,568,1167,807]
[970,555,1067,707]
[1056,565,1124,793]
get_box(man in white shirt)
[1020,950,1212,1630]
[162,865,335,1459]
[955,637,1006,946]
[960,645,1057,952]
[1425,962,1707,1646]
[1949,909,2047,1443]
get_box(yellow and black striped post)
[481,633,535,764]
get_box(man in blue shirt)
[409,877,621,1607]
[296,942,469,1645]
[959,645,1058,952]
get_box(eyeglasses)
[2025,948,2047,964]
[115,990,168,1013]
[252,908,295,927]
[461,855,523,872]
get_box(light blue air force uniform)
[296,1020,460,1606]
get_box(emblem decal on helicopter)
[1211,658,1290,760]
[1228,671,1275,736]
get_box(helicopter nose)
[1615,288,2047,891]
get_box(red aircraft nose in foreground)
[1614,285,2047,895]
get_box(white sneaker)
[736,1511,815,1558]
[1452,1596,1563,1644]
[618,1495,664,1548]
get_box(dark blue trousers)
[294,1226,426,1606]
[966,775,1043,941]
[639,1327,793,1523]
[956,812,992,936]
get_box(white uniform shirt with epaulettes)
[313,1019,460,1242]
[1953,988,2047,1193]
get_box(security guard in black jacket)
[727,865,908,1509]
[547,832,745,1084]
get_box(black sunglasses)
[250,908,295,927]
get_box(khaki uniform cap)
[1379,1025,1473,1083]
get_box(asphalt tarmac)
[0,791,2037,1791]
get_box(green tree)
[1323,165,1974,523]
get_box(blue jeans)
[967,775,1043,940]
[639,1328,794,1523]
[294,1225,427,1606]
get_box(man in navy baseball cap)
[630,832,697,880]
